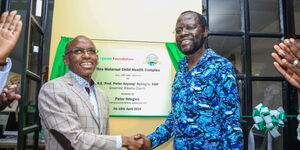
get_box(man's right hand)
[134,134,151,150]
[122,135,144,150]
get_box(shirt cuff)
[0,58,11,91]
[116,136,122,150]
[0,58,11,71]
[147,135,155,149]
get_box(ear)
[63,55,69,66]
[96,55,99,65]
[203,28,208,38]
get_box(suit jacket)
[38,72,117,150]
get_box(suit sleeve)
[216,65,243,149]
[38,81,117,150]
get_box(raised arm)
[0,10,22,67]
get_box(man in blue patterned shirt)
[137,11,243,149]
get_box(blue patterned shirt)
[148,49,243,150]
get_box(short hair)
[180,11,208,29]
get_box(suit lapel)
[94,88,105,132]
[64,73,101,128]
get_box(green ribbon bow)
[252,103,285,132]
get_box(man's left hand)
[0,84,21,110]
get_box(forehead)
[176,12,200,26]
[71,37,95,48]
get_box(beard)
[178,34,206,55]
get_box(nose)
[182,28,192,35]
[176,28,190,38]
[81,50,91,58]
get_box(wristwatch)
[0,58,8,66]
[0,61,7,66]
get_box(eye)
[186,25,197,30]
[87,49,96,54]
[175,28,183,34]
[74,48,83,54]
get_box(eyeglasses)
[65,48,98,55]
[175,25,200,34]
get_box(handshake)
[122,134,151,150]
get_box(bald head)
[65,35,95,53]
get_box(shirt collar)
[69,71,95,89]
[178,48,216,70]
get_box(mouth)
[179,39,193,48]
[80,62,94,68]
[181,39,192,45]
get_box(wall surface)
[50,0,201,149]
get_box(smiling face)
[63,36,98,81]
[175,12,207,55]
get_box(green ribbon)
[250,104,298,150]
[252,103,285,132]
